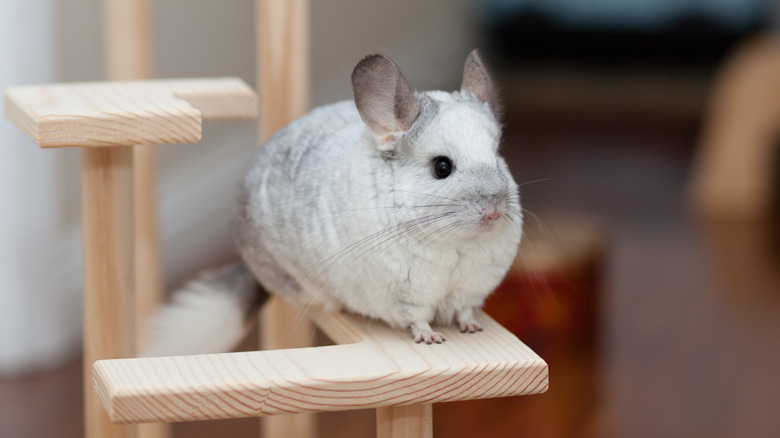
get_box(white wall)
[0,0,477,376]
[0,0,84,376]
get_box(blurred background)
[2,0,780,437]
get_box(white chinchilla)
[144,49,522,355]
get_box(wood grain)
[81,147,136,438]
[102,0,162,353]
[258,298,318,437]
[3,78,258,148]
[257,0,310,140]
[92,310,548,424]
[257,0,313,435]
[377,404,433,438]
[103,0,169,436]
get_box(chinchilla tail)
[142,261,268,357]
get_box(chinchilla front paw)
[410,321,446,344]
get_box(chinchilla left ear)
[461,49,502,118]
[352,54,420,146]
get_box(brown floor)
[2,76,780,438]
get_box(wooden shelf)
[93,309,548,424]
[3,78,257,148]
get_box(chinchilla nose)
[476,198,505,232]
[483,208,502,223]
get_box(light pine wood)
[92,310,548,424]
[132,143,162,355]
[3,78,258,148]
[377,404,433,438]
[257,0,314,436]
[689,35,780,218]
[82,147,136,438]
[104,0,153,81]
[3,77,257,438]
[104,0,168,436]
[258,298,318,437]
[102,0,161,355]
[257,0,310,141]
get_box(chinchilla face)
[388,92,520,241]
[352,50,522,244]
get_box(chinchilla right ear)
[351,54,420,148]
[461,49,502,119]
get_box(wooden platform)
[93,310,548,424]
[3,78,257,148]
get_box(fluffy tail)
[142,262,268,357]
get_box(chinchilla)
[144,49,522,355]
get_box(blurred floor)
[2,67,780,438]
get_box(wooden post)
[102,0,163,351]
[258,0,310,140]
[257,0,314,437]
[81,147,135,438]
[103,1,169,437]
[377,405,433,438]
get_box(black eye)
[432,156,453,179]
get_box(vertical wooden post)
[377,405,433,438]
[103,1,169,437]
[103,0,161,348]
[257,0,313,437]
[82,147,136,438]
[258,0,310,140]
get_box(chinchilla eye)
[432,156,453,179]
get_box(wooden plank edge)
[3,88,40,145]
[3,77,258,148]
[36,111,202,148]
[92,311,547,424]
[93,355,547,424]
[171,77,259,121]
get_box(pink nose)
[483,209,501,223]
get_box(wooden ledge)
[3,77,258,148]
[93,310,548,424]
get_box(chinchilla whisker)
[329,203,463,215]
[338,212,459,266]
[300,211,459,284]
[514,236,565,307]
[354,212,460,269]
[507,193,522,204]
[334,211,461,276]
[521,206,558,238]
[505,210,523,229]
[327,212,452,264]
[416,218,462,247]
[289,294,337,346]
[392,190,461,203]
[515,207,576,300]
[269,198,461,216]
[517,178,550,189]
[289,302,313,345]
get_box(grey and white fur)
[144,50,522,355]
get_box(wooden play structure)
[3,1,548,437]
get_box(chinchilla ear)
[352,54,420,143]
[461,49,501,117]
